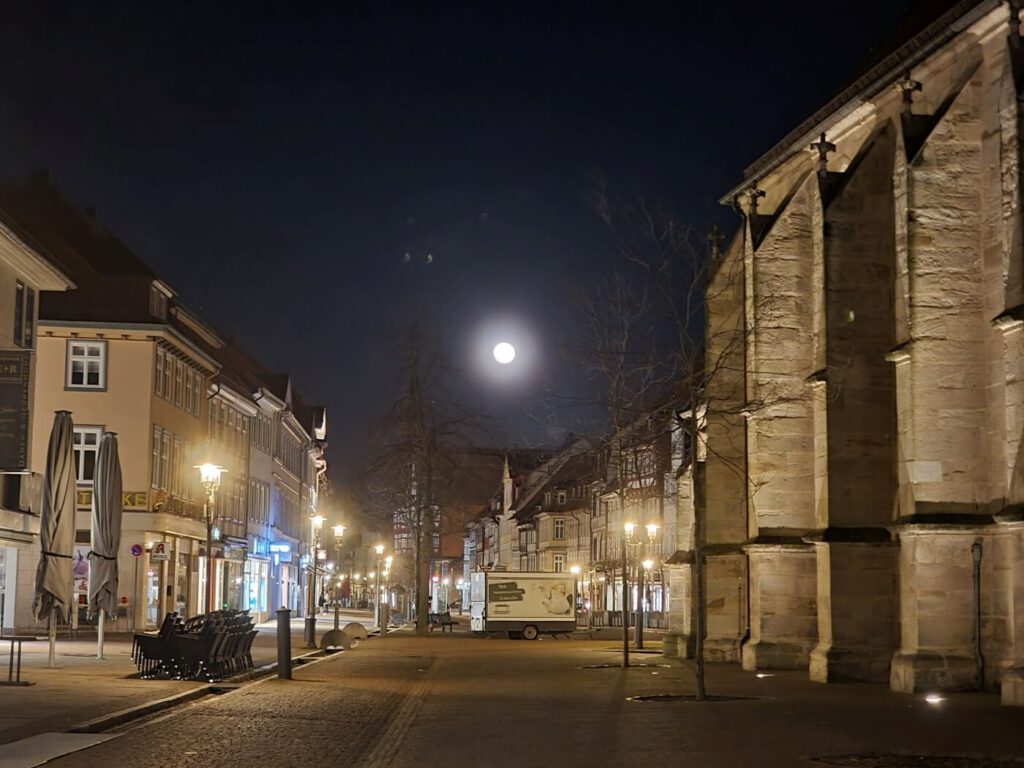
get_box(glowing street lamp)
[304,514,325,648]
[330,524,346,630]
[194,463,226,613]
[637,525,659,650]
[570,565,582,628]
[374,544,386,633]
[621,521,636,668]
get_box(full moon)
[493,341,516,365]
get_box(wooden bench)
[429,611,455,633]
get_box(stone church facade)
[704,0,1024,705]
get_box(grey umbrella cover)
[89,432,122,618]
[33,410,75,621]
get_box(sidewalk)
[0,609,375,746]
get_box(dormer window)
[149,284,168,320]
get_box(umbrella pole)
[48,609,57,668]
[97,610,105,660]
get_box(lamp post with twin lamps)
[622,521,635,667]
[332,524,346,630]
[570,565,581,628]
[304,514,325,648]
[636,522,659,650]
[374,544,385,631]
[383,555,393,632]
[195,463,226,614]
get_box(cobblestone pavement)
[0,611,372,745]
[21,635,1024,768]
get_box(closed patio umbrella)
[33,410,75,668]
[89,432,122,660]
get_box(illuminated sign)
[270,541,291,562]
[76,490,148,509]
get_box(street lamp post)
[304,515,325,648]
[570,565,581,629]
[333,524,345,631]
[636,523,658,650]
[384,555,393,632]
[196,464,226,614]
[374,544,385,632]
[622,521,635,668]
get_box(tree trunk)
[693,453,707,700]
[415,519,431,635]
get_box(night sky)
[0,1,914,485]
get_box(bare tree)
[585,184,779,699]
[364,326,473,635]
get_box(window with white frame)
[151,426,175,491]
[162,351,173,398]
[13,280,35,349]
[161,432,171,491]
[174,359,184,407]
[185,368,194,414]
[556,490,566,505]
[553,553,565,572]
[67,341,106,389]
[171,439,182,496]
[155,347,164,398]
[151,428,162,489]
[554,517,565,540]
[191,371,203,416]
[73,426,102,485]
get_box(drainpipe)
[971,540,984,689]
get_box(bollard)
[277,607,292,680]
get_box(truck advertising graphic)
[470,572,577,639]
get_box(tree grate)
[812,755,1024,767]
[626,693,754,702]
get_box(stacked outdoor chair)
[173,609,256,681]
[131,609,256,681]
[132,612,183,678]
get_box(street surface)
[4,632,1020,768]
[0,611,373,746]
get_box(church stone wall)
[706,4,1024,703]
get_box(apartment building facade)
[0,194,74,632]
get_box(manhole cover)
[581,663,672,669]
[813,756,1024,767]
[627,694,754,702]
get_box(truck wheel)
[522,625,539,641]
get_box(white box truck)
[469,571,577,640]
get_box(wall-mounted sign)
[0,351,30,470]
[150,542,169,561]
